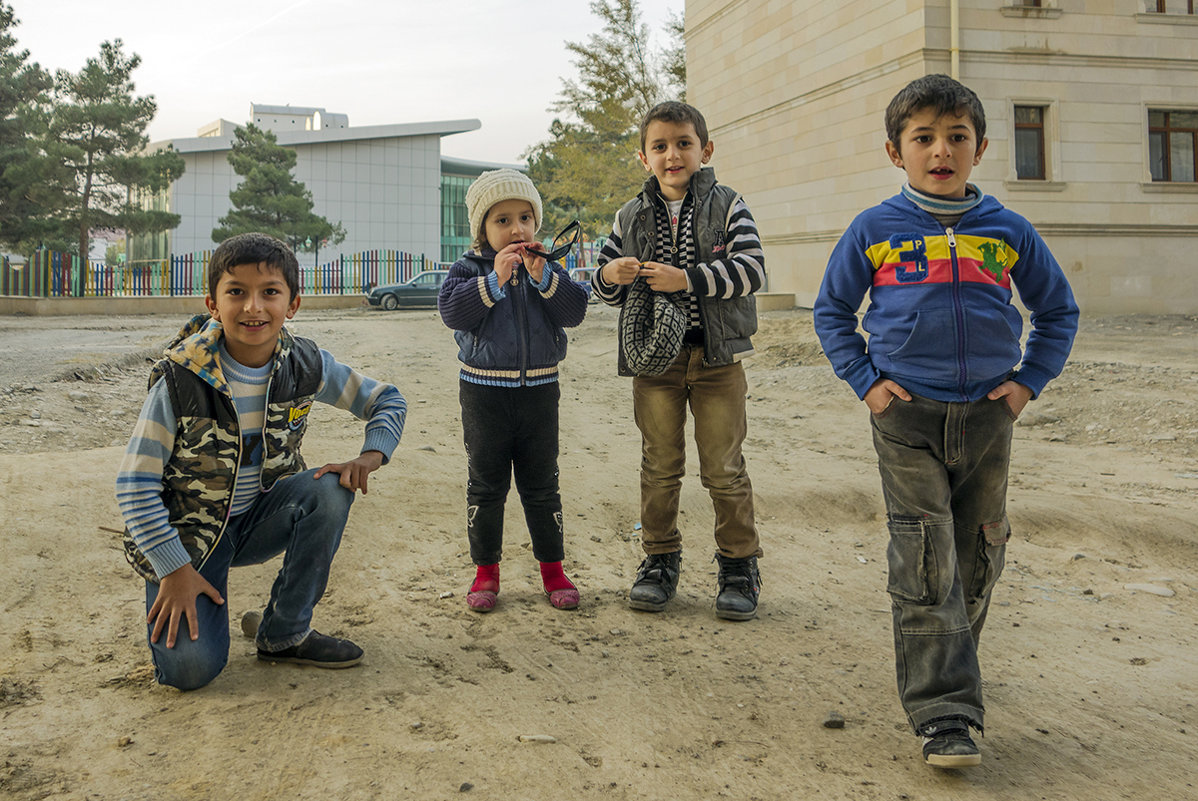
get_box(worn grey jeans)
[870,392,1014,732]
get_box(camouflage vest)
[123,333,323,581]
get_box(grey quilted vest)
[615,167,757,374]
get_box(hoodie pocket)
[885,309,958,384]
[885,308,1021,384]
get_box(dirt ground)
[1,304,1195,801]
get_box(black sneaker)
[257,630,364,669]
[714,553,760,620]
[919,717,981,768]
[628,551,682,612]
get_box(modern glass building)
[137,105,482,266]
[439,156,526,263]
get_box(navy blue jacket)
[438,249,588,387]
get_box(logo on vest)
[711,228,726,254]
[287,401,312,431]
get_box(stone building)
[685,0,1198,313]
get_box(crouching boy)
[116,232,406,690]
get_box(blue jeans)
[870,393,1013,732]
[459,380,564,565]
[144,469,354,690]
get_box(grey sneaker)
[257,631,364,669]
[919,717,981,768]
[628,551,682,612]
[714,553,760,621]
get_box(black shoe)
[919,717,981,768]
[628,551,682,612]
[257,630,364,669]
[714,553,760,621]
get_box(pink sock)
[470,563,499,594]
[539,561,575,593]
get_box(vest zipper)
[512,271,528,384]
[199,389,241,571]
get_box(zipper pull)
[945,226,957,248]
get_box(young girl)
[437,169,589,612]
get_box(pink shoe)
[547,587,580,610]
[466,590,497,612]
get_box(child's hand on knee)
[315,450,385,494]
[148,564,224,648]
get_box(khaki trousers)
[632,344,760,559]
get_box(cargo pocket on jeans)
[967,518,1009,603]
[885,516,939,604]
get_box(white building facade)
[142,105,480,264]
[685,0,1198,314]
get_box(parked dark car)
[365,270,449,310]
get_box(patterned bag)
[619,276,687,376]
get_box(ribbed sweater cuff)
[363,429,400,463]
[146,538,193,582]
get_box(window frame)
[1145,0,1193,13]
[1004,98,1064,191]
[1013,105,1048,181]
[1151,1,1195,13]
[1148,109,1198,183]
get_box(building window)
[1149,110,1198,182]
[1014,106,1047,180]
[440,173,474,262]
[1150,1,1195,13]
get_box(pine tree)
[525,0,685,236]
[212,123,345,255]
[43,39,184,258]
[0,3,53,252]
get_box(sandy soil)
[1,305,1195,801]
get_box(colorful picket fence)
[0,250,85,297]
[0,249,447,298]
[312,250,443,295]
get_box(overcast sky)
[11,0,683,164]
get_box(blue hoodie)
[814,192,1078,402]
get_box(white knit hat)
[465,169,542,250]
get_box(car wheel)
[381,294,398,311]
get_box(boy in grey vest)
[592,101,767,619]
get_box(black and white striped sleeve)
[591,211,629,306]
[690,198,765,299]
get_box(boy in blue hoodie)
[813,75,1078,768]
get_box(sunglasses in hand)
[520,220,581,262]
